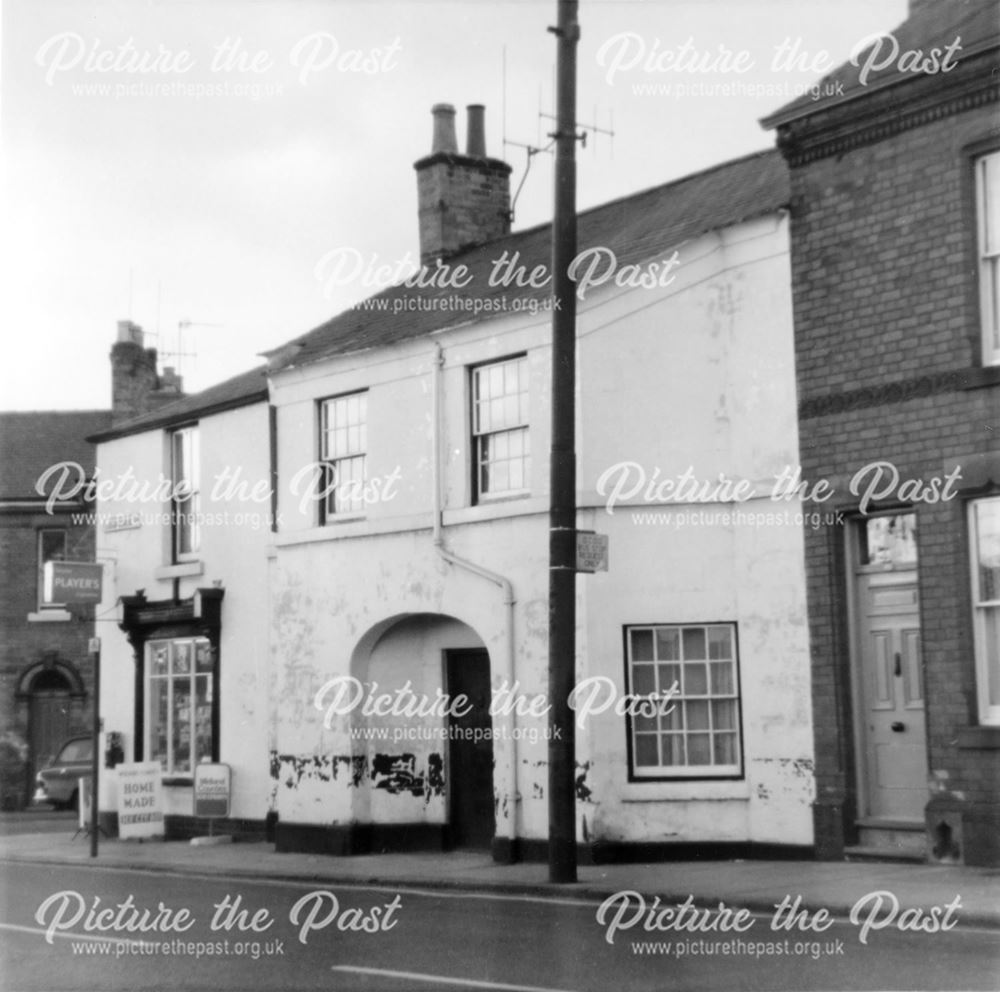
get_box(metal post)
[547,0,579,885]
[90,636,100,857]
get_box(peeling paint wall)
[268,212,814,848]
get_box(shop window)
[146,637,214,774]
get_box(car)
[32,736,93,810]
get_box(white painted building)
[89,347,274,836]
[88,107,814,860]
[265,107,815,860]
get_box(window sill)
[959,365,1000,390]
[444,496,548,526]
[956,726,1000,749]
[154,561,204,580]
[620,780,750,802]
[27,610,72,622]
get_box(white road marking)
[0,921,146,946]
[332,965,580,992]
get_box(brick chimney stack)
[414,103,512,265]
[110,320,184,425]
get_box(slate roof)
[0,410,112,499]
[88,365,269,443]
[761,0,999,128]
[267,148,789,371]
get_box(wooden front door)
[446,650,494,848]
[28,674,73,799]
[856,569,926,821]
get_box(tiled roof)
[89,365,269,442]
[762,0,999,128]
[269,148,789,371]
[0,410,112,499]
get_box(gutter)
[430,342,518,852]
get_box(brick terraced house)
[763,0,1000,865]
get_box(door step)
[846,820,926,863]
[844,844,925,864]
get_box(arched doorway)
[16,661,85,805]
[349,613,495,850]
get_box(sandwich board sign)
[194,763,231,819]
[116,762,164,839]
[43,561,103,606]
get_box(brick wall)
[415,155,512,264]
[0,511,96,808]
[786,101,1000,863]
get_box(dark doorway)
[28,669,73,802]
[446,649,494,849]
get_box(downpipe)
[430,343,519,854]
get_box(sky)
[0,0,909,411]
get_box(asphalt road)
[1,860,998,992]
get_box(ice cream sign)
[42,561,103,605]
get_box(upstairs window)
[472,356,529,501]
[970,497,1000,725]
[977,151,1000,366]
[37,529,67,609]
[320,391,367,518]
[171,427,200,560]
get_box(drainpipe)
[431,343,518,856]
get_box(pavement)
[1,813,998,930]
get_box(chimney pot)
[117,319,143,345]
[430,103,458,154]
[466,104,486,157]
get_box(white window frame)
[472,355,530,502]
[320,391,368,519]
[36,528,67,609]
[145,636,214,775]
[970,496,1000,725]
[171,426,200,561]
[625,623,743,780]
[976,150,1000,366]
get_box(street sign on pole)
[576,532,609,573]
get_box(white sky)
[0,0,907,411]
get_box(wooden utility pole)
[547,0,580,885]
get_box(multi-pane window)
[626,623,742,779]
[472,356,529,500]
[171,427,200,559]
[320,392,367,518]
[37,529,67,609]
[977,151,1000,365]
[147,637,213,774]
[970,497,1000,725]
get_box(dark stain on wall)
[426,753,445,798]
[575,760,592,803]
[372,753,425,796]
